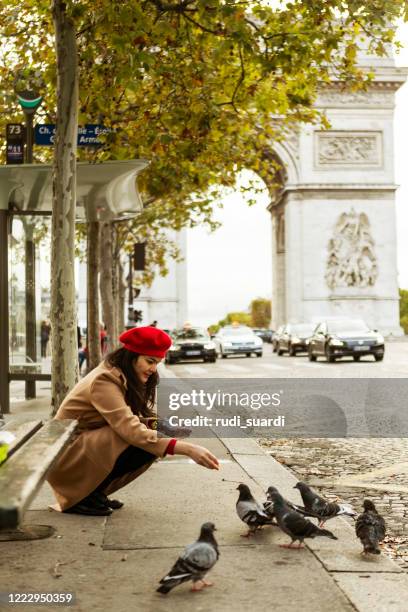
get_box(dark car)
[277,323,315,356]
[252,328,274,343]
[165,327,217,364]
[308,319,385,363]
[272,325,285,353]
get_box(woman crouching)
[47,326,219,515]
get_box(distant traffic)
[165,318,385,365]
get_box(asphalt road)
[162,338,408,379]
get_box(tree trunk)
[87,220,102,370]
[50,0,78,415]
[100,221,117,352]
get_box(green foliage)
[217,311,252,328]
[1,0,406,283]
[250,297,271,328]
[399,289,408,334]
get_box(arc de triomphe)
[269,53,407,335]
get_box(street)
[163,339,408,570]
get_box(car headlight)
[329,337,344,347]
[204,342,216,350]
[222,341,233,348]
[291,336,300,343]
[375,334,384,344]
[169,345,180,351]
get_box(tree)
[400,289,408,334]
[250,298,271,328]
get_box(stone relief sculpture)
[325,210,378,290]
[317,132,381,166]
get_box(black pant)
[94,446,156,493]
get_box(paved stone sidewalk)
[2,399,408,611]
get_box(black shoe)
[91,491,124,510]
[63,501,112,516]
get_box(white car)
[214,326,263,358]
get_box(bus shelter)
[0,159,148,414]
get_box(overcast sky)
[187,22,408,328]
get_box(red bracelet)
[165,438,177,456]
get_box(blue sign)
[34,124,111,146]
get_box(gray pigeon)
[157,522,219,594]
[355,499,386,555]
[236,483,274,536]
[294,481,357,527]
[264,485,302,521]
[269,489,338,549]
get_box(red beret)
[119,326,172,358]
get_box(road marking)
[256,362,287,371]
[221,363,252,373]
[180,365,208,375]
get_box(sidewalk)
[2,396,408,612]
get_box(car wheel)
[257,353,262,358]
[246,353,251,357]
[272,344,277,353]
[353,355,360,362]
[289,344,296,357]
[374,354,384,362]
[277,346,284,356]
[325,345,335,363]
[308,347,317,362]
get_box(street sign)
[34,124,111,147]
[6,123,25,164]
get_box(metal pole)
[0,210,10,414]
[24,112,36,399]
[24,221,36,399]
[128,253,133,305]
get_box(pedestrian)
[40,320,51,358]
[100,323,108,355]
[47,326,219,515]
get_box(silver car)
[214,326,263,358]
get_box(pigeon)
[157,522,219,594]
[236,483,274,536]
[268,489,338,549]
[355,499,386,555]
[264,485,302,521]
[294,481,357,527]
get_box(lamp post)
[14,72,44,399]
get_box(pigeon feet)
[191,580,213,592]
[279,543,304,549]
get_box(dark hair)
[105,347,158,418]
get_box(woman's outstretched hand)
[175,441,220,470]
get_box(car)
[165,327,217,364]
[213,325,263,358]
[252,328,274,343]
[272,325,285,353]
[308,318,385,363]
[277,323,315,356]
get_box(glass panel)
[8,214,52,401]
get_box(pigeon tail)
[317,527,338,540]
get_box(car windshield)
[174,328,208,341]
[222,327,254,336]
[327,319,370,333]
[291,324,314,334]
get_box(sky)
[187,22,408,329]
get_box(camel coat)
[47,361,170,511]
